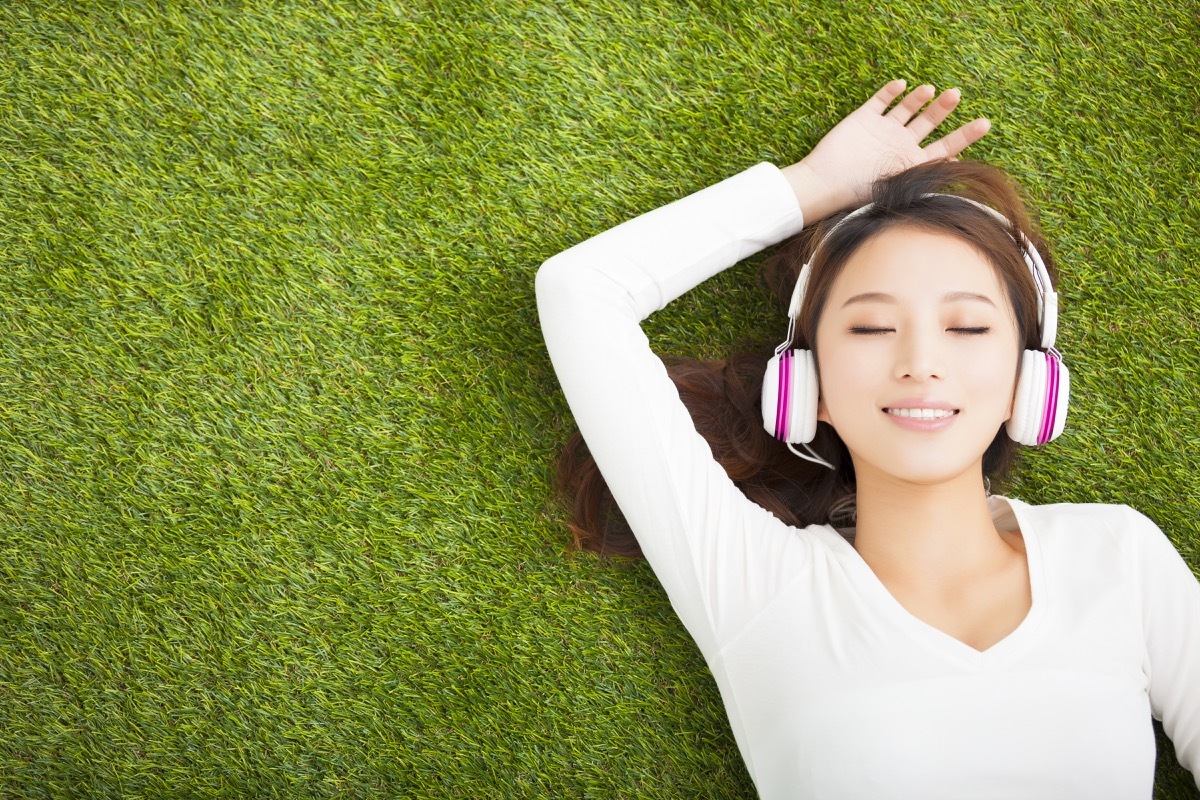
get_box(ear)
[1005,353,1023,422]
[816,393,830,424]
[814,358,831,423]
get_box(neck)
[851,464,1004,579]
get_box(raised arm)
[537,81,989,653]
[537,165,807,653]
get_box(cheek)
[814,348,879,423]
[964,347,1022,408]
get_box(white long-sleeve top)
[536,163,1200,799]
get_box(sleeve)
[1129,506,1200,787]
[536,163,814,655]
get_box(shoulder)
[1001,496,1166,558]
[1003,495,1156,531]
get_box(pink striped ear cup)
[1006,349,1070,446]
[761,349,819,444]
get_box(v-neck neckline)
[820,495,1046,664]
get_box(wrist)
[780,159,856,227]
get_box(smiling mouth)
[884,408,960,420]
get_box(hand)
[781,80,991,224]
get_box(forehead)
[828,225,1009,304]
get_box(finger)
[905,87,962,142]
[861,78,908,114]
[923,117,992,160]
[885,83,936,123]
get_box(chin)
[850,451,988,490]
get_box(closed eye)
[849,326,894,335]
[948,326,991,335]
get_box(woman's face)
[814,225,1023,487]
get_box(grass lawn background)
[0,1,1197,797]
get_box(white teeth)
[886,408,957,420]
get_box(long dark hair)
[556,160,1057,557]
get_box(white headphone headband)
[784,194,1057,350]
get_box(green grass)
[0,1,1197,797]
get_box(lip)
[882,399,960,432]
[884,398,959,411]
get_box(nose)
[895,326,944,382]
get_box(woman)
[536,80,1199,797]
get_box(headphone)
[761,195,1070,468]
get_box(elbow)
[535,251,589,340]
[536,249,607,314]
[535,251,570,302]
[535,254,570,325]
[536,246,650,329]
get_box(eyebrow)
[841,291,997,308]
